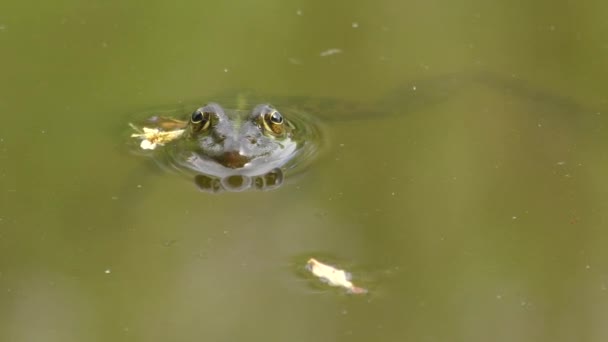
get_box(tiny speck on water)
[162,240,177,247]
[223,68,229,73]
[496,294,502,300]
[104,269,111,274]
[339,143,345,147]
[41,130,46,134]
[586,264,591,269]
[412,85,417,91]
[288,57,302,65]
[101,41,108,48]
[0,25,5,31]
[320,48,342,57]
[296,9,303,16]
[136,184,142,188]
[391,192,396,196]
[351,22,359,28]
[111,196,119,200]
[512,216,517,220]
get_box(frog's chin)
[193,168,284,193]
[183,142,297,178]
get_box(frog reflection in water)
[132,102,319,193]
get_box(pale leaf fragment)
[130,123,185,150]
[306,258,367,294]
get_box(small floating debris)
[129,123,184,150]
[306,258,367,294]
[288,57,302,65]
[319,48,342,57]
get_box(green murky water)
[1,1,608,341]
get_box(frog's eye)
[191,108,211,132]
[269,111,283,124]
[263,109,285,135]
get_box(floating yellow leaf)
[306,258,367,294]
[129,123,185,150]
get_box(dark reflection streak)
[270,74,475,123]
[472,71,603,116]
[277,71,604,123]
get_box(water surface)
[1,1,608,341]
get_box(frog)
[130,97,323,193]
